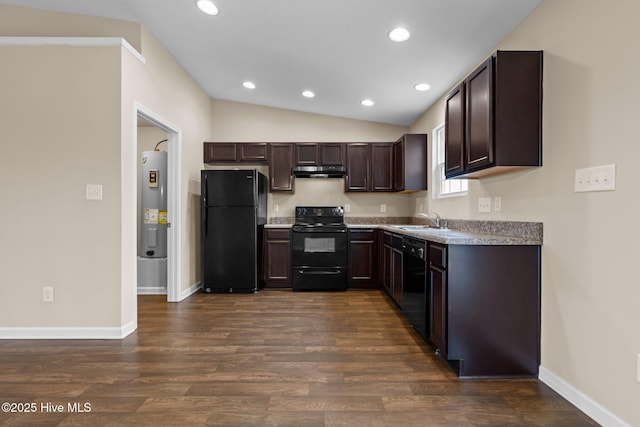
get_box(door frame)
[133,102,182,304]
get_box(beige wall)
[0,45,123,327]
[209,99,415,219]
[410,0,640,424]
[0,6,212,329]
[0,3,142,51]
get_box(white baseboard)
[137,286,168,295]
[539,366,631,427]
[179,281,202,301]
[0,320,137,340]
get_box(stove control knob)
[417,248,424,258]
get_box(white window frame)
[432,123,468,199]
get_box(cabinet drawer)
[429,244,447,269]
[349,229,375,241]
[265,228,291,240]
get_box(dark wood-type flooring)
[0,290,597,426]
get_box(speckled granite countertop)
[266,218,543,246]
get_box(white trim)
[539,366,632,427]
[137,287,168,295]
[133,103,183,304]
[0,322,136,340]
[0,36,145,64]
[180,282,203,301]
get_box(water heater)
[140,150,168,258]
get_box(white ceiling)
[3,0,544,126]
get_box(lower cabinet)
[381,231,403,305]
[429,244,541,378]
[347,229,378,288]
[262,228,291,288]
[428,243,447,355]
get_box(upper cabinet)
[268,143,295,192]
[394,134,427,192]
[345,143,394,192]
[445,50,543,179]
[203,142,268,163]
[295,143,345,166]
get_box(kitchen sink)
[390,225,446,231]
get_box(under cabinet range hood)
[292,165,346,178]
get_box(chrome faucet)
[417,212,444,228]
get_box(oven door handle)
[297,269,342,275]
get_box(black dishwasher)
[401,236,428,339]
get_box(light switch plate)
[86,184,103,200]
[478,197,491,213]
[574,164,616,192]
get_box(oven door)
[291,229,348,268]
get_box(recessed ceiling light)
[302,90,315,98]
[361,99,374,107]
[414,83,431,91]
[196,0,219,16]
[388,27,410,42]
[242,81,256,89]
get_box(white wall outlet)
[43,287,54,303]
[273,204,279,213]
[344,204,351,213]
[494,197,502,212]
[380,204,387,213]
[574,164,616,192]
[418,203,424,213]
[478,197,491,213]
[86,184,103,200]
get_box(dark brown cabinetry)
[268,143,294,192]
[430,244,541,378]
[445,50,542,179]
[262,228,292,287]
[348,229,378,288]
[345,143,394,192]
[295,143,345,166]
[204,142,268,163]
[380,231,403,304]
[428,243,447,354]
[394,134,427,192]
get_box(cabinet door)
[295,143,318,165]
[238,143,268,162]
[391,248,403,304]
[268,144,294,192]
[319,143,345,165]
[444,84,465,177]
[348,229,377,287]
[393,138,405,191]
[371,143,394,192]
[429,265,447,354]
[345,144,370,191]
[204,143,238,162]
[263,229,291,287]
[465,57,494,171]
[428,243,447,354]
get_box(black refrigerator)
[201,169,267,293]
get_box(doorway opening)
[134,104,182,306]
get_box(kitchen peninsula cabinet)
[295,143,345,166]
[445,50,542,179]
[347,229,378,288]
[204,142,268,163]
[394,134,427,192]
[431,244,540,378]
[262,228,292,287]
[345,143,394,192]
[268,143,294,192]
